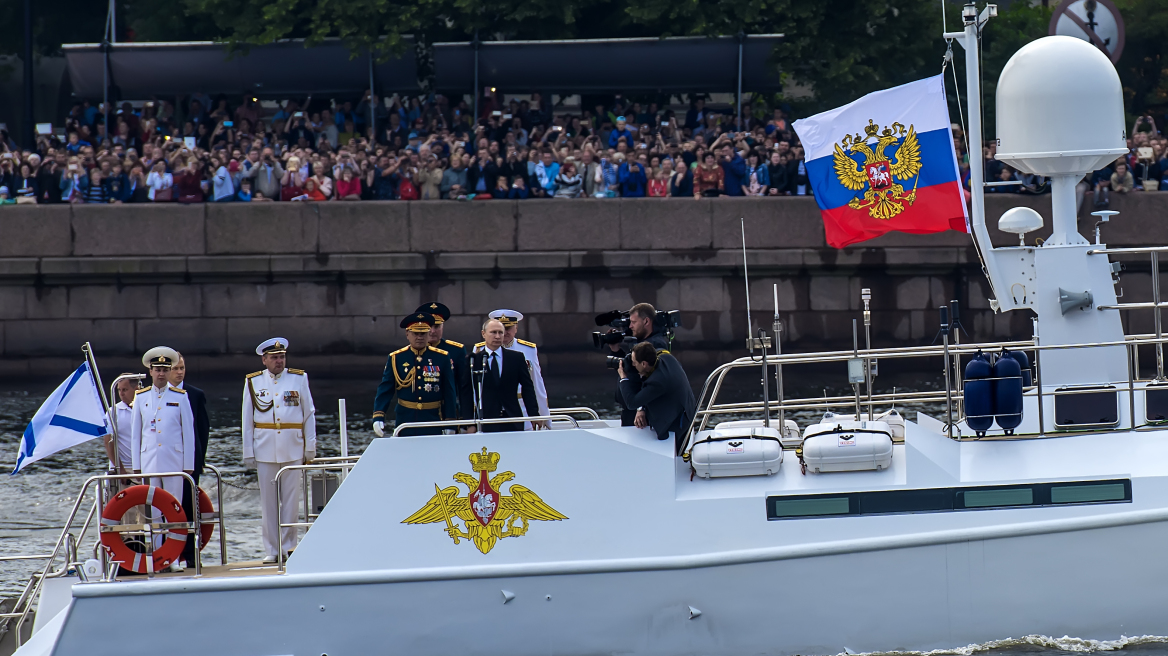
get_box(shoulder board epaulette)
[287,368,305,375]
[135,387,150,395]
[430,347,449,356]
[444,340,464,348]
[246,371,264,379]
[169,386,187,394]
[390,346,410,356]
[516,339,537,348]
[475,341,486,348]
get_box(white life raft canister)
[801,420,893,473]
[690,424,784,478]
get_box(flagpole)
[82,342,115,469]
[946,3,1007,311]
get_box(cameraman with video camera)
[617,342,696,448]
[595,303,671,426]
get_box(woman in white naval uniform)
[130,347,196,557]
[242,337,317,562]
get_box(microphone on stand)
[470,350,486,423]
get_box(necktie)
[490,352,500,380]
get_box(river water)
[2,371,1165,655]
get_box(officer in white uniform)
[478,309,550,428]
[103,374,142,474]
[242,338,317,562]
[130,347,196,563]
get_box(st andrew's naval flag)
[11,362,110,474]
[793,75,967,248]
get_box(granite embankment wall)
[0,193,1164,377]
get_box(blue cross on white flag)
[11,362,110,474]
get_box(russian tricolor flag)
[793,75,968,248]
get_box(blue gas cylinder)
[964,350,994,436]
[993,351,1024,434]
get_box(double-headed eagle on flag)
[833,119,923,220]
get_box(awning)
[63,35,783,100]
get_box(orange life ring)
[197,487,215,552]
[100,485,187,573]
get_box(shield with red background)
[865,160,893,191]
[469,470,500,526]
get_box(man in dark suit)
[618,342,696,449]
[168,354,211,567]
[475,319,540,433]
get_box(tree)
[0,0,107,57]
[624,0,942,114]
[1115,0,1168,121]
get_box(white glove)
[304,449,315,463]
[243,457,256,470]
[373,420,385,438]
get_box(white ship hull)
[33,420,1168,656]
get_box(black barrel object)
[964,350,995,436]
[993,350,1024,435]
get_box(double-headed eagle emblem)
[833,119,923,220]
[403,448,566,554]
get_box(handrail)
[202,464,229,565]
[1087,246,1168,255]
[9,468,228,646]
[0,554,54,562]
[691,331,1168,440]
[391,415,579,437]
[11,472,200,646]
[274,461,358,572]
[549,406,601,420]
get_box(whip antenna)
[741,217,753,352]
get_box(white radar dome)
[995,36,1126,176]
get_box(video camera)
[591,309,682,352]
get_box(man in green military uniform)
[414,302,473,421]
[372,313,457,437]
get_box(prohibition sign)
[1049,0,1125,64]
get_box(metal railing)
[2,468,227,647]
[549,406,601,420]
[1087,246,1167,380]
[274,457,360,572]
[390,414,579,437]
[690,333,1168,443]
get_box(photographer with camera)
[594,303,672,426]
[617,343,696,448]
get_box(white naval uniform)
[475,339,549,429]
[129,385,196,504]
[242,368,316,558]
[108,400,134,471]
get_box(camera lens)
[605,356,623,370]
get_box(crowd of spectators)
[966,115,1168,208]
[2,92,1162,207]
[0,91,813,205]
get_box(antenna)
[741,217,752,351]
[741,218,772,426]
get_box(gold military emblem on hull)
[403,448,567,554]
[833,119,923,220]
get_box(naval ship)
[5,11,1167,656]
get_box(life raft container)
[99,485,213,573]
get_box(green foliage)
[2,0,1162,125]
[956,1,1053,140]
[0,0,106,56]
[121,0,220,42]
[625,0,943,113]
[1115,0,1168,119]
